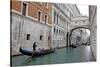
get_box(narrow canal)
[11,45,95,66]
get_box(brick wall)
[11,1,52,25]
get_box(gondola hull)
[19,47,55,56]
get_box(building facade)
[11,1,52,55]
[52,3,81,48]
[89,5,97,59]
[52,3,69,48]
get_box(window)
[57,29,58,34]
[38,11,41,21]
[48,36,50,40]
[26,34,30,40]
[40,35,43,40]
[54,27,55,34]
[22,2,27,16]
[54,11,56,23]
[83,21,85,23]
[75,21,77,24]
[44,15,47,24]
[57,13,59,25]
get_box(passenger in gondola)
[33,42,37,52]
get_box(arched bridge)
[68,16,90,46]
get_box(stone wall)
[11,12,52,55]
[89,5,97,59]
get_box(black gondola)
[72,45,77,48]
[19,47,55,56]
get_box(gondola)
[72,45,77,48]
[70,45,77,48]
[19,47,55,56]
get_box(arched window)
[22,2,27,16]
[38,11,42,21]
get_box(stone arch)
[69,26,90,47]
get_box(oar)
[26,42,37,63]
[25,51,35,64]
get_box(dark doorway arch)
[69,27,90,47]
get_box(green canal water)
[11,45,95,66]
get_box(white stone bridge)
[68,16,90,46]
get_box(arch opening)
[69,27,90,47]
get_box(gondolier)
[33,42,37,51]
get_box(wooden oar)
[24,51,35,64]
[25,42,37,63]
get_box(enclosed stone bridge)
[68,16,90,46]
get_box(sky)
[77,4,89,16]
[86,29,90,36]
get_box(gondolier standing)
[33,42,37,52]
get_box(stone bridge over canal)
[67,16,90,46]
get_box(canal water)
[11,45,95,66]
